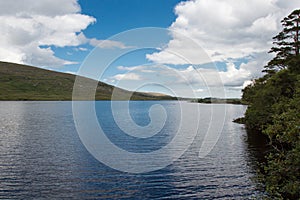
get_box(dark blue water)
[0,101,263,199]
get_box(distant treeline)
[191,97,243,104]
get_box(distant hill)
[0,61,176,101]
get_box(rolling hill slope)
[0,61,175,101]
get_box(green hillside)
[0,61,176,101]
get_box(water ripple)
[0,101,263,199]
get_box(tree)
[242,9,300,199]
[264,9,300,73]
[261,79,300,199]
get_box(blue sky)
[0,0,299,97]
[57,0,184,74]
[79,0,183,36]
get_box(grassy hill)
[0,61,176,101]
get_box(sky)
[0,0,300,98]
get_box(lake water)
[0,101,264,199]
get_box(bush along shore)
[239,9,300,199]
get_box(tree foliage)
[242,9,300,199]
[264,9,300,73]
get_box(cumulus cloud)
[0,0,95,67]
[89,39,131,49]
[0,0,81,16]
[111,61,255,87]
[105,61,265,97]
[195,88,204,93]
[0,0,129,68]
[75,47,88,52]
[117,65,155,73]
[112,73,142,81]
[147,0,300,65]
[143,0,300,97]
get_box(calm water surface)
[0,101,264,199]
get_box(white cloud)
[64,70,77,75]
[0,0,95,67]
[109,58,265,87]
[195,88,204,92]
[105,62,270,97]
[112,73,142,81]
[146,0,300,65]
[117,65,155,73]
[75,47,88,52]
[242,80,253,89]
[0,0,81,16]
[0,0,128,68]
[89,39,130,49]
[144,0,300,97]
[22,44,78,67]
[79,47,88,51]
[107,51,272,96]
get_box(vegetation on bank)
[0,61,176,101]
[192,97,243,104]
[241,9,300,199]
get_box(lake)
[0,101,264,199]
